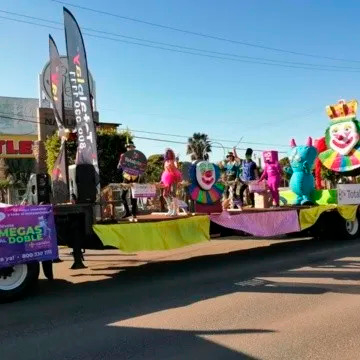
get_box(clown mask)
[329,120,359,156]
[196,161,216,190]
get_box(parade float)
[71,97,360,253]
[281,99,360,205]
[2,6,360,303]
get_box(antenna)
[204,141,226,160]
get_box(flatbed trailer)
[1,203,359,303]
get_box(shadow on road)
[2,239,360,359]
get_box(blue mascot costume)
[287,137,317,205]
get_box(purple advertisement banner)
[0,205,58,269]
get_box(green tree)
[279,157,291,181]
[45,129,133,187]
[145,154,164,183]
[321,165,343,188]
[45,135,77,176]
[97,128,132,187]
[186,132,212,161]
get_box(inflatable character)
[319,99,360,173]
[258,151,282,206]
[188,161,224,204]
[161,148,182,216]
[287,137,317,205]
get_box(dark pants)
[239,183,254,207]
[122,180,138,217]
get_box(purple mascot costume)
[259,151,282,206]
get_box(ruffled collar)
[318,144,360,172]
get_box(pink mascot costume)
[259,151,282,206]
[161,149,182,216]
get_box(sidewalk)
[50,235,313,284]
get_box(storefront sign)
[0,135,36,158]
[131,184,157,198]
[0,205,58,269]
[120,150,147,176]
[337,184,360,205]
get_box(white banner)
[249,180,267,193]
[131,184,157,199]
[337,184,360,205]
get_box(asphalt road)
[2,239,360,360]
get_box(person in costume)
[258,151,282,207]
[223,149,241,200]
[287,137,317,205]
[118,142,138,221]
[318,99,360,174]
[161,148,182,216]
[239,148,258,207]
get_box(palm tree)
[186,133,212,161]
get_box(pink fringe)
[161,170,182,186]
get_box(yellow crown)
[326,99,357,121]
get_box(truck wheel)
[344,217,360,239]
[0,262,40,303]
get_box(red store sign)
[0,136,36,158]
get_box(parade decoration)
[287,137,317,205]
[49,35,65,131]
[49,35,69,204]
[117,145,146,222]
[161,148,182,216]
[119,150,147,177]
[258,150,282,206]
[188,161,224,204]
[64,8,99,183]
[131,184,157,199]
[318,99,360,173]
[0,205,58,268]
[314,137,327,189]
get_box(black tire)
[0,262,40,303]
[341,214,360,240]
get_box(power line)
[52,0,360,64]
[133,135,287,154]
[0,14,62,30]
[0,113,288,154]
[0,113,45,126]
[0,110,290,148]
[1,14,360,73]
[1,9,359,71]
[127,128,289,148]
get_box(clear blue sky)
[1,0,360,162]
